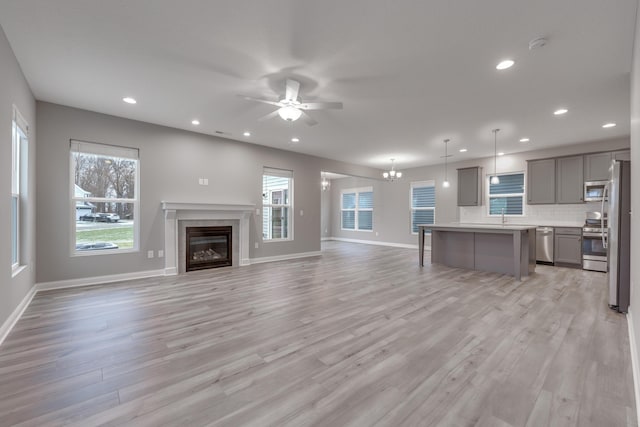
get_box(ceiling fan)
[240,79,343,126]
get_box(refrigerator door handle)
[601,183,609,249]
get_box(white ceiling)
[0,0,636,169]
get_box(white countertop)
[419,223,538,231]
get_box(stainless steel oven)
[583,227,607,272]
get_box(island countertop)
[417,223,537,280]
[422,223,538,232]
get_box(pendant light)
[490,129,500,185]
[383,158,402,181]
[442,139,452,188]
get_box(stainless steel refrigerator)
[605,160,631,313]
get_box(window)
[488,172,525,216]
[71,140,139,254]
[262,168,293,241]
[341,187,373,231]
[11,107,28,269]
[411,181,435,233]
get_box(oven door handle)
[601,182,609,249]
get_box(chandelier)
[383,158,402,181]
[321,172,330,191]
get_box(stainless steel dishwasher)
[536,227,554,264]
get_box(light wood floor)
[0,241,636,426]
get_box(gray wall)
[35,102,380,283]
[0,27,37,327]
[629,1,640,385]
[329,137,629,247]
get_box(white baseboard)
[250,251,322,265]
[325,237,429,250]
[0,285,37,346]
[36,269,166,292]
[321,237,331,241]
[627,308,640,425]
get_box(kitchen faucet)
[501,208,506,224]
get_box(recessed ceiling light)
[122,97,137,104]
[459,148,468,153]
[554,108,568,115]
[191,119,200,125]
[519,138,530,142]
[498,152,505,156]
[602,123,616,128]
[496,59,515,70]
[291,137,300,143]
[243,131,251,137]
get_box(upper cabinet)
[527,159,556,204]
[584,152,612,181]
[613,150,631,161]
[556,155,584,204]
[457,166,482,206]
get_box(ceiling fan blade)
[285,79,300,102]
[258,110,280,122]
[299,101,343,110]
[300,111,318,126]
[238,95,283,107]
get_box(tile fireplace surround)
[161,202,254,275]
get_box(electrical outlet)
[147,250,154,258]
[300,209,304,216]
[198,178,203,185]
[158,250,164,258]
[203,178,209,185]
[255,242,259,249]
[376,232,379,237]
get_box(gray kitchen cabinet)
[584,152,612,181]
[554,227,582,266]
[556,155,584,204]
[613,150,631,161]
[527,158,555,204]
[457,166,482,206]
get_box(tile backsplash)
[459,202,602,227]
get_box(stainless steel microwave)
[584,180,608,202]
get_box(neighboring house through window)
[262,167,293,241]
[341,187,373,231]
[11,106,28,270]
[488,172,525,216]
[411,181,435,233]
[71,140,139,254]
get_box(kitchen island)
[418,223,537,280]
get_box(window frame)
[410,180,436,235]
[11,106,28,271]
[262,168,294,242]
[69,140,140,256]
[341,186,373,232]
[486,171,526,217]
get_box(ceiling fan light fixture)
[278,106,302,121]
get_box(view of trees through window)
[72,141,138,253]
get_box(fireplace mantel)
[162,202,254,275]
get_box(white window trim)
[341,186,373,232]
[410,180,435,235]
[486,171,526,217]
[69,141,140,256]
[11,105,28,271]
[262,169,294,242]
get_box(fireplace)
[186,226,232,271]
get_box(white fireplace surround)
[162,202,254,275]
